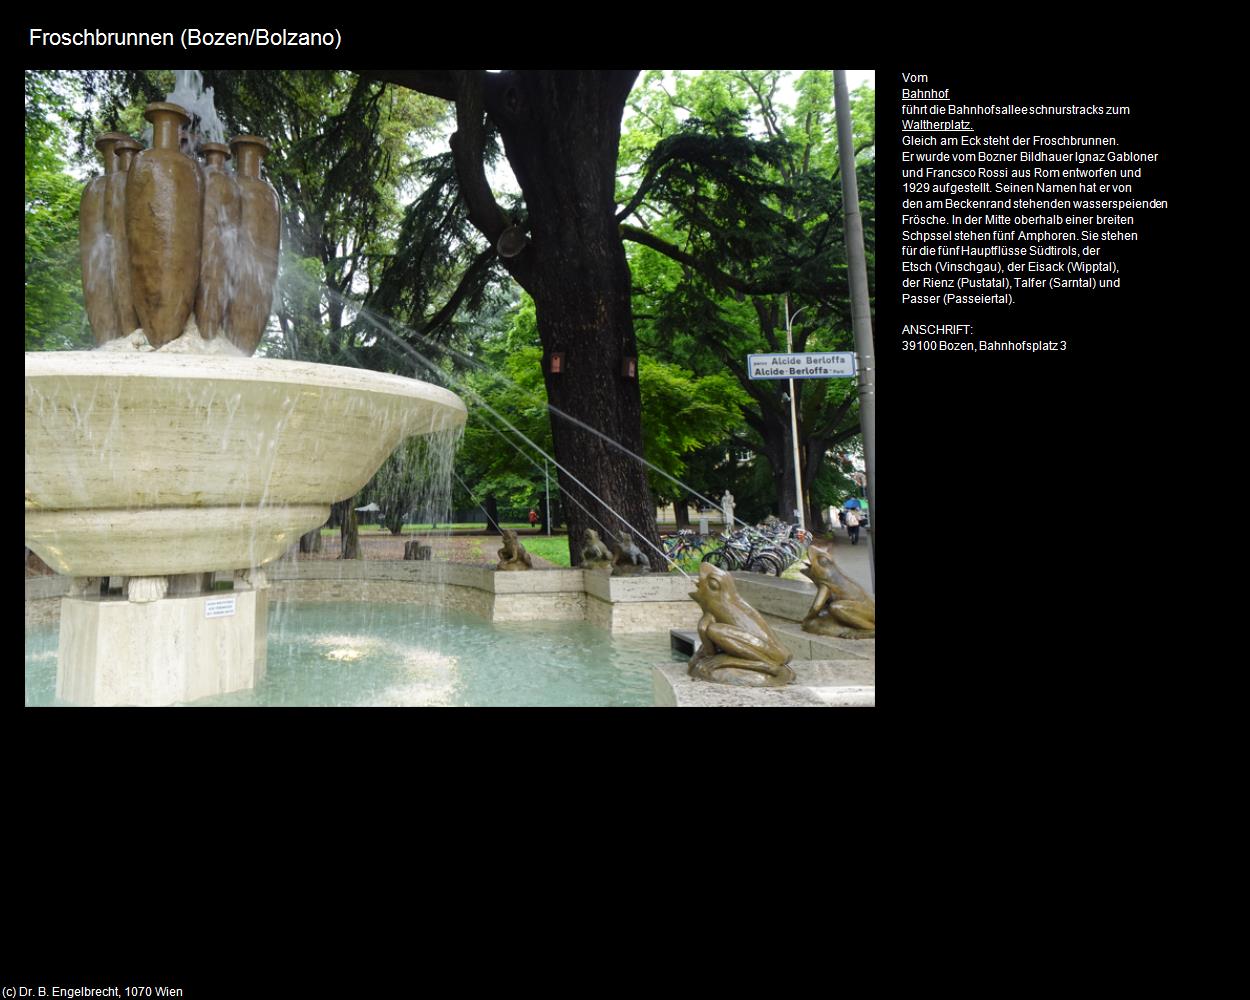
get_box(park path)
[308,531,562,568]
[821,525,875,596]
[26,527,873,590]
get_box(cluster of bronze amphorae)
[80,101,279,356]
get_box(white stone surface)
[768,622,876,662]
[27,504,328,577]
[652,659,874,708]
[493,592,587,622]
[25,351,466,577]
[729,572,817,621]
[608,573,693,602]
[490,568,584,594]
[587,596,699,633]
[56,588,268,706]
[809,686,876,706]
[126,575,168,602]
[583,569,693,603]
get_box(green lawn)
[522,536,571,567]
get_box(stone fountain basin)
[25,351,466,577]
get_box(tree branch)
[621,224,792,296]
[615,133,705,224]
[444,71,534,291]
[366,69,533,291]
[701,335,781,416]
[446,72,510,243]
[415,245,499,340]
[809,392,858,439]
[362,70,456,102]
[753,299,781,353]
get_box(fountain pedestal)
[58,583,268,706]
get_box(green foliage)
[809,447,863,514]
[638,357,749,495]
[447,292,752,519]
[620,71,876,519]
[456,339,555,511]
[367,134,517,349]
[25,72,91,350]
[669,541,718,577]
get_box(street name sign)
[747,352,856,380]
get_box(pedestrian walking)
[528,509,538,530]
[845,508,861,545]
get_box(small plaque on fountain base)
[56,588,268,706]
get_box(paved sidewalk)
[820,526,875,596]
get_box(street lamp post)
[835,69,875,589]
[785,296,807,531]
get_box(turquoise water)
[24,602,681,707]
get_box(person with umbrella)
[842,498,863,545]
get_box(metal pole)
[835,70,875,588]
[545,460,551,536]
[785,296,807,531]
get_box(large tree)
[447,294,749,537]
[618,70,876,526]
[365,70,660,565]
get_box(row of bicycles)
[662,517,812,577]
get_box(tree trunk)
[298,527,323,554]
[758,420,798,525]
[673,499,690,529]
[804,435,834,532]
[371,70,657,567]
[334,498,360,559]
[494,73,660,566]
[481,494,499,532]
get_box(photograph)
[24,66,877,708]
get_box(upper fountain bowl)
[24,351,466,577]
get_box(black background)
[17,23,1192,922]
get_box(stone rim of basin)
[25,351,466,577]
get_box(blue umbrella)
[843,498,861,509]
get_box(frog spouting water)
[496,529,533,571]
[609,530,650,575]
[800,539,875,638]
[687,562,795,686]
[581,528,614,571]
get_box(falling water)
[138,70,229,151]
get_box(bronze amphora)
[106,136,143,337]
[125,102,204,348]
[226,135,280,355]
[194,142,242,342]
[80,132,128,345]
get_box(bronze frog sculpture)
[688,562,795,686]
[581,528,614,571]
[800,539,875,638]
[609,530,650,575]
[496,529,533,571]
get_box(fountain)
[25,84,465,705]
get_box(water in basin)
[24,602,680,707]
